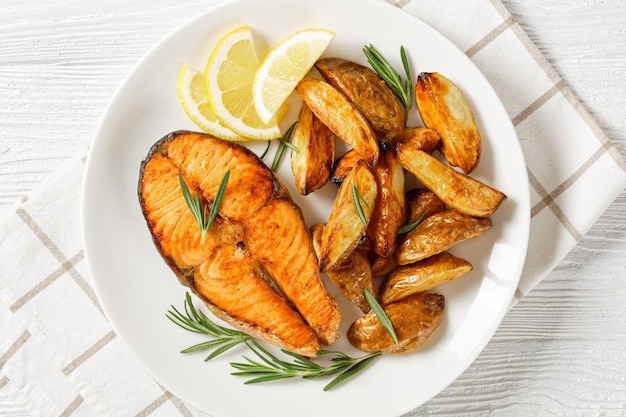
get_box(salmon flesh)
[138,130,341,356]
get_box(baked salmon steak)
[138,130,341,356]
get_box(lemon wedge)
[176,64,243,141]
[204,26,284,140]
[253,28,335,124]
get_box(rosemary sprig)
[351,182,370,226]
[166,292,253,361]
[259,140,272,159]
[167,293,383,390]
[178,170,229,244]
[363,44,413,124]
[271,122,298,171]
[210,169,230,221]
[231,341,382,391]
[363,288,399,345]
[178,171,209,244]
[397,210,428,235]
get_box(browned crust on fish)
[138,130,341,355]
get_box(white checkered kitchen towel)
[2,0,626,416]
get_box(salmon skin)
[138,130,340,356]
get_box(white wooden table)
[1,1,625,415]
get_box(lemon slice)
[176,65,244,141]
[205,26,283,140]
[253,28,335,124]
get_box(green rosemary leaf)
[230,354,266,372]
[259,140,272,159]
[363,44,413,125]
[178,170,229,244]
[276,352,317,372]
[231,340,383,389]
[208,169,230,229]
[246,340,291,370]
[363,45,396,82]
[243,374,296,384]
[271,122,297,171]
[280,138,300,153]
[318,350,351,360]
[282,350,323,370]
[351,182,369,226]
[400,46,413,112]
[165,313,197,334]
[168,293,383,391]
[271,141,286,171]
[363,288,399,345]
[166,305,207,334]
[323,352,382,391]
[178,171,209,243]
[193,304,242,337]
[167,292,252,359]
[204,339,246,362]
[397,210,428,235]
[180,339,226,354]
[184,292,202,323]
[303,362,349,379]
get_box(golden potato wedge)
[366,143,405,259]
[393,127,440,154]
[316,57,404,140]
[356,232,374,255]
[347,292,445,354]
[290,102,335,195]
[395,210,492,265]
[397,145,506,217]
[319,160,377,272]
[295,78,379,166]
[404,188,445,225]
[380,252,472,305]
[330,149,362,184]
[370,253,398,278]
[310,223,324,256]
[326,249,375,313]
[311,224,375,313]
[416,72,481,173]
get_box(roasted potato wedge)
[291,102,335,195]
[310,223,324,255]
[352,231,398,277]
[311,224,375,313]
[316,57,404,140]
[404,188,445,225]
[330,149,362,184]
[370,253,398,277]
[397,145,506,217]
[347,292,445,354]
[319,160,377,272]
[396,210,492,265]
[394,127,440,154]
[416,72,481,174]
[366,143,405,259]
[295,77,379,166]
[380,252,472,305]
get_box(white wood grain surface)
[1,1,625,416]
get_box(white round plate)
[82,0,530,416]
